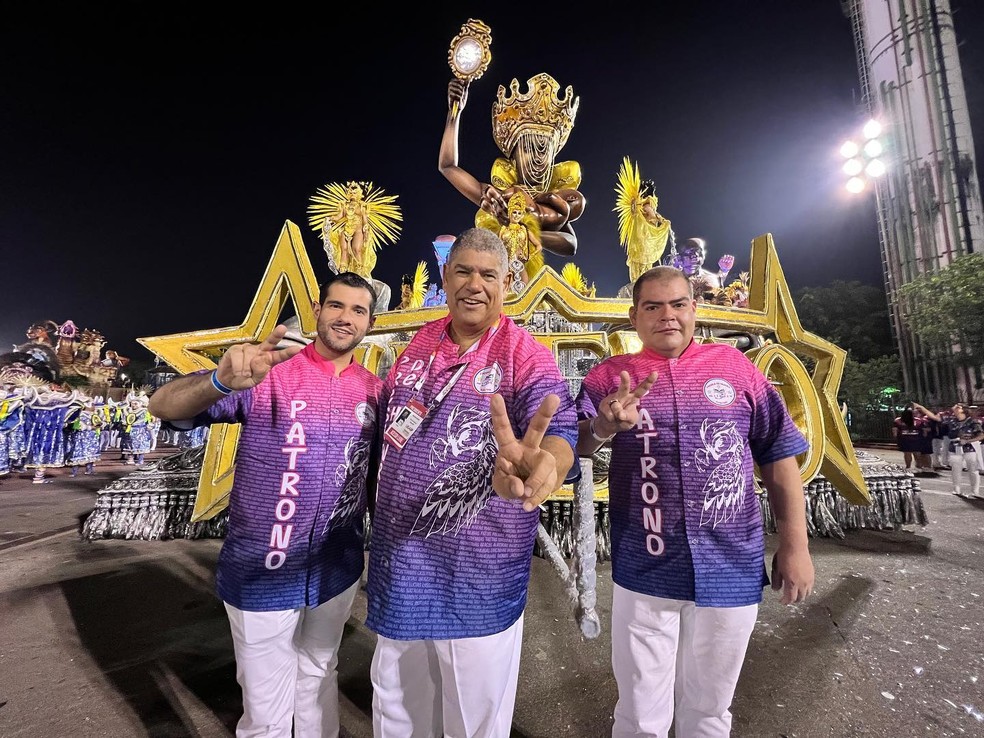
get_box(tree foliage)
[794,280,894,362]
[897,252,984,365]
[839,354,902,411]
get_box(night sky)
[3,3,983,362]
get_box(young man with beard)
[366,227,577,737]
[575,266,813,738]
[150,271,381,738]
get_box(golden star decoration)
[376,232,868,505]
[138,221,320,520]
[140,226,869,521]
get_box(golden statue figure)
[614,156,673,283]
[307,180,402,279]
[440,72,585,257]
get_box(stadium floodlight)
[842,120,887,195]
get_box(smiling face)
[313,282,375,358]
[442,244,512,337]
[629,269,697,359]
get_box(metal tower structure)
[842,0,984,403]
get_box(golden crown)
[491,73,579,158]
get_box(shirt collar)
[302,341,358,377]
[640,338,698,363]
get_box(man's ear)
[311,300,321,318]
[503,270,513,291]
[629,305,637,328]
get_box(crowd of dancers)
[0,380,206,485]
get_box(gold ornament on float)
[492,73,579,161]
[448,19,492,116]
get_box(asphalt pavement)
[0,446,982,737]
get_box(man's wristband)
[210,370,234,396]
[590,416,615,443]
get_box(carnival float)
[0,317,150,484]
[80,21,925,633]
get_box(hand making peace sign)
[490,393,563,512]
[215,325,304,391]
[591,370,659,439]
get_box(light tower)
[842,0,984,403]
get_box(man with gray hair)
[366,227,578,737]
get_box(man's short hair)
[632,265,694,306]
[447,227,509,275]
[319,272,378,316]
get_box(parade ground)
[1,446,982,738]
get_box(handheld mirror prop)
[448,19,492,117]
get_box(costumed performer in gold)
[307,180,402,281]
[615,156,674,283]
[499,191,542,293]
[396,262,429,311]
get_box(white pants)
[611,584,758,738]
[371,614,524,738]
[951,447,981,496]
[931,437,949,468]
[224,580,359,738]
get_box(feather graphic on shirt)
[412,405,497,537]
[695,418,747,528]
[324,437,371,532]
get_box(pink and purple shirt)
[192,343,381,611]
[367,315,578,640]
[577,340,808,607]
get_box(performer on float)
[561,262,596,298]
[307,180,402,281]
[24,386,80,484]
[119,394,154,465]
[498,191,542,294]
[668,237,735,302]
[64,393,102,476]
[396,262,429,311]
[441,69,584,257]
[614,156,675,284]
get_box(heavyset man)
[149,271,381,738]
[366,227,577,737]
[575,265,814,738]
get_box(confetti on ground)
[882,692,895,700]
[961,705,983,722]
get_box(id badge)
[384,398,429,450]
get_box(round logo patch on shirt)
[355,401,375,427]
[703,378,737,407]
[473,362,503,394]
